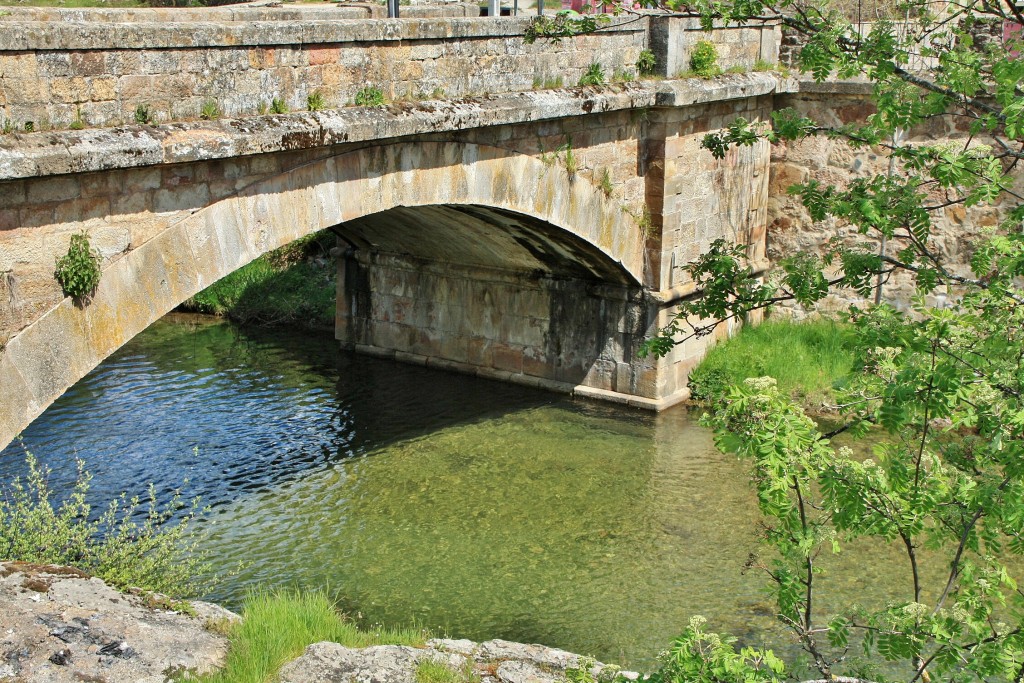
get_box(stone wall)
[0,14,647,129]
[0,8,781,131]
[650,16,780,77]
[766,83,1021,314]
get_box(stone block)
[308,45,341,66]
[69,51,106,77]
[521,348,550,378]
[492,342,523,373]
[53,197,110,231]
[26,176,80,204]
[4,295,94,420]
[48,76,89,104]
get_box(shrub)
[578,62,605,86]
[354,86,387,107]
[636,48,657,75]
[689,40,720,78]
[0,451,211,598]
[54,232,102,301]
[306,90,327,112]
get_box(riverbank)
[1,561,635,683]
[686,317,856,411]
[177,230,337,329]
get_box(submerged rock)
[0,562,235,682]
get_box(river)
[0,314,916,671]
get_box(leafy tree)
[530,0,1024,680]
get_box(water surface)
[0,314,919,669]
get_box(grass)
[689,318,857,407]
[181,230,336,328]
[202,589,428,683]
[415,658,480,683]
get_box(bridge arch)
[0,141,652,449]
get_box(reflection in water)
[0,314,926,670]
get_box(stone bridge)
[0,7,798,450]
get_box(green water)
[200,406,777,666]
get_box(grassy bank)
[202,590,428,683]
[181,231,336,329]
[688,318,857,407]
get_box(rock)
[495,660,563,683]
[277,643,467,683]
[477,640,583,671]
[428,639,477,656]
[279,637,641,683]
[0,561,643,683]
[0,561,234,682]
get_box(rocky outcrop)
[0,561,638,683]
[278,638,640,683]
[0,562,236,682]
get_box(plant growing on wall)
[199,99,221,120]
[688,40,719,78]
[270,97,289,114]
[54,232,102,302]
[636,49,657,76]
[578,62,606,86]
[354,86,387,107]
[134,104,153,125]
[307,90,328,112]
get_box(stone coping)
[0,14,642,50]
[0,3,482,22]
[0,73,780,181]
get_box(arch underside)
[0,141,656,451]
[338,204,638,284]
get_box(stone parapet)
[0,74,779,180]
[0,14,647,129]
[0,16,612,50]
[0,3,480,22]
[649,15,781,77]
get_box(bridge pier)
[335,250,668,408]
